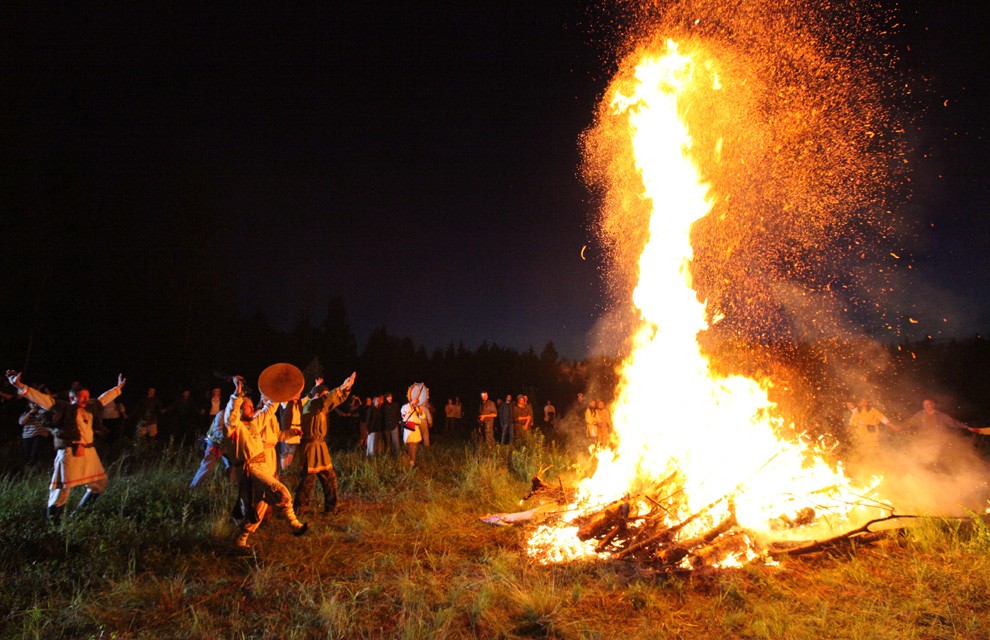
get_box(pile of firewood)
[526,471,908,571]
[571,489,747,569]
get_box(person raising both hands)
[6,369,125,523]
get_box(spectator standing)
[512,395,533,441]
[101,394,127,443]
[478,392,497,447]
[166,388,200,443]
[357,396,371,450]
[543,400,556,430]
[204,387,223,424]
[381,392,403,458]
[19,402,50,468]
[335,394,363,449]
[499,395,514,445]
[452,397,463,431]
[365,395,385,456]
[444,399,456,431]
[135,387,164,440]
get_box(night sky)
[1,1,987,366]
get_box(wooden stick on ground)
[768,514,919,558]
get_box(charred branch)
[768,514,919,558]
[577,499,631,541]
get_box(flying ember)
[527,0,904,567]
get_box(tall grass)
[1,435,989,639]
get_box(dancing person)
[226,375,309,549]
[7,370,125,522]
[295,373,357,515]
[847,397,896,471]
[189,390,234,488]
[595,400,612,447]
[584,400,599,441]
[902,398,980,472]
[420,397,433,448]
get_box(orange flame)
[528,40,885,566]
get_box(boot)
[235,531,251,549]
[47,504,64,525]
[322,471,338,513]
[71,490,100,516]
[293,499,308,517]
[285,503,308,537]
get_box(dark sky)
[892,1,990,339]
[1,1,987,361]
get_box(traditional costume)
[20,382,122,520]
[295,381,350,514]
[226,394,307,548]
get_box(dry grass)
[1,438,989,639]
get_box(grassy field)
[1,434,989,640]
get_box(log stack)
[526,471,908,572]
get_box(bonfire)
[518,2,918,571]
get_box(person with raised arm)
[226,375,309,549]
[294,372,356,515]
[6,369,125,523]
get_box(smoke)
[585,302,638,358]
[864,428,990,516]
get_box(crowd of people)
[844,396,988,476]
[2,367,577,549]
[8,362,987,549]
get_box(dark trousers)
[21,436,48,466]
[295,469,338,512]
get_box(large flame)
[528,40,885,566]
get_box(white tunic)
[22,385,121,490]
[400,403,425,444]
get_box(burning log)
[653,506,737,566]
[614,490,735,560]
[770,507,816,530]
[577,499,630,541]
[688,531,752,568]
[594,524,625,553]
